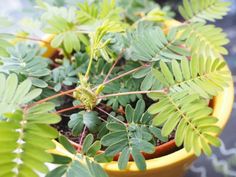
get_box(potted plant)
[0,0,234,177]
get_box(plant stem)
[56,105,84,114]
[79,126,87,146]
[96,106,126,126]
[47,86,74,98]
[98,90,165,99]
[85,54,93,78]
[103,49,125,83]
[7,33,50,44]
[33,88,77,106]
[93,64,150,90]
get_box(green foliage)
[51,59,78,91]
[178,0,231,23]
[0,0,232,174]
[42,5,82,53]
[77,0,122,24]
[0,102,60,177]
[68,111,102,135]
[102,99,167,170]
[180,23,229,58]
[126,23,190,62]
[153,58,231,99]
[102,77,142,110]
[0,73,42,115]
[89,20,125,62]
[117,0,174,22]
[132,66,164,91]
[0,43,50,88]
[148,91,221,156]
[47,135,108,177]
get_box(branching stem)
[98,90,165,99]
[56,105,84,114]
[93,64,150,90]
[33,88,77,106]
[103,49,125,83]
[6,33,50,44]
[96,106,126,126]
[47,86,74,98]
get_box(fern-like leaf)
[0,73,42,115]
[90,20,125,62]
[101,99,167,170]
[148,92,221,156]
[77,0,121,24]
[47,135,108,177]
[0,102,60,177]
[178,0,231,22]
[180,23,229,58]
[42,6,82,53]
[126,23,190,62]
[0,43,51,88]
[153,58,231,99]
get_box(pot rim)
[71,139,177,161]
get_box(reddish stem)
[56,105,84,114]
[93,64,149,90]
[77,126,87,151]
[32,88,77,107]
[96,106,126,125]
[47,86,74,98]
[14,34,50,44]
[103,49,125,83]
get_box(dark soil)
[53,94,176,147]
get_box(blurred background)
[0,0,235,176]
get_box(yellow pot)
[42,32,234,177]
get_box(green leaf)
[82,134,94,154]
[148,91,222,156]
[105,139,128,156]
[87,141,101,157]
[0,104,59,177]
[52,154,72,164]
[149,126,168,142]
[178,0,231,22]
[101,131,127,146]
[181,23,229,58]
[131,138,155,154]
[0,73,42,115]
[83,111,102,133]
[0,43,51,84]
[68,113,84,136]
[94,153,113,163]
[118,147,130,170]
[125,104,134,123]
[42,7,81,54]
[131,147,146,171]
[153,58,231,99]
[133,67,151,79]
[106,122,126,132]
[127,24,189,62]
[59,135,76,154]
[133,99,145,123]
[46,165,67,177]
